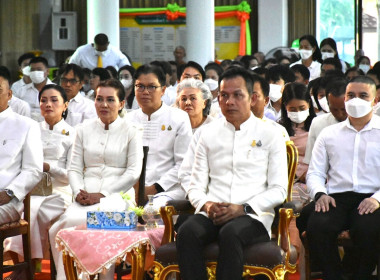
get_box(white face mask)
[29,71,46,84]
[345,97,373,118]
[321,52,335,60]
[269,84,282,102]
[299,49,313,60]
[22,66,30,76]
[120,79,133,89]
[358,64,370,74]
[95,50,105,56]
[204,78,218,91]
[82,83,91,93]
[319,96,330,112]
[287,109,310,124]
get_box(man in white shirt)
[176,67,288,280]
[303,78,347,164]
[69,33,131,70]
[126,64,192,208]
[16,56,53,121]
[59,64,97,127]
[305,76,380,280]
[0,72,43,225]
[11,52,35,95]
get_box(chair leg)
[50,246,56,280]
[22,232,33,280]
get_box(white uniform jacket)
[186,113,288,235]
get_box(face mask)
[318,96,330,112]
[299,49,313,60]
[204,78,218,91]
[95,50,105,56]
[287,109,310,124]
[311,96,318,109]
[82,83,91,93]
[358,64,370,74]
[120,79,133,89]
[22,66,30,76]
[269,84,282,102]
[29,71,46,84]
[321,52,335,60]
[345,97,373,118]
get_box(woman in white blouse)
[177,78,213,133]
[49,79,143,280]
[5,84,74,279]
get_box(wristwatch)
[4,189,15,198]
[243,203,253,214]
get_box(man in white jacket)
[0,72,43,225]
[176,67,288,280]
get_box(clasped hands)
[315,194,379,215]
[76,189,104,206]
[203,201,245,225]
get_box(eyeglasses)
[135,84,162,93]
[60,78,80,85]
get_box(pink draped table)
[56,225,164,280]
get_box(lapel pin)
[161,125,166,131]
[251,140,256,147]
[257,140,262,147]
[168,125,172,131]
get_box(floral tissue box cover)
[87,211,137,230]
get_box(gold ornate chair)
[153,141,299,280]
[0,193,33,280]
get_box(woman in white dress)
[49,79,143,280]
[177,78,214,133]
[5,84,74,280]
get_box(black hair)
[134,64,166,86]
[309,77,328,111]
[356,55,371,66]
[230,60,244,68]
[60,63,84,82]
[29,56,49,68]
[277,56,291,65]
[240,55,258,69]
[220,59,233,69]
[252,66,268,77]
[320,38,339,59]
[349,75,376,87]
[205,62,224,79]
[96,78,126,104]
[251,73,270,97]
[262,58,277,68]
[82,68,91,77]
[366,69,380,84]
[325,78,347,100]
[344,67,365,80]
[265,64,296,84]
[299,35,322,62]
[92,67,111,81]
[17,53,35,66]
[279,82,316,136]
[0,66,11,86]
[181,61,206,81]
[218,66,254,95]
[38,84,68,119]
[105,66,118,79]
[94,33,109,45]
[118,65,136,79]
[322,58,342,71]
[290,64,310,80]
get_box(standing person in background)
[290,35,322,81]
[173,46,186,66]
[320,37,349,73]
[69,33,131,70]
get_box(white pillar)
[186,0,214,68]
[87,0,120,48]
[258,0,288,54]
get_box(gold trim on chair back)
[286,141,298,203]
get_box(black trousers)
[176,214,269,280]
[305,192,380,280]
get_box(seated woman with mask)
[118,65,138,111]
[49,79,143,280]
[4,84,74,279]
[177,79,213,133]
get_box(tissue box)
[87,211,138,230]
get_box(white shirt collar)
[0,106,13,121]
[96,116,122,130]
[344,114,380,132]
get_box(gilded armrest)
[277,208,294,254]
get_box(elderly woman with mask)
[177,79,213,133]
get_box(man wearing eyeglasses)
[59,64,97,127]
[16,56,53,121]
